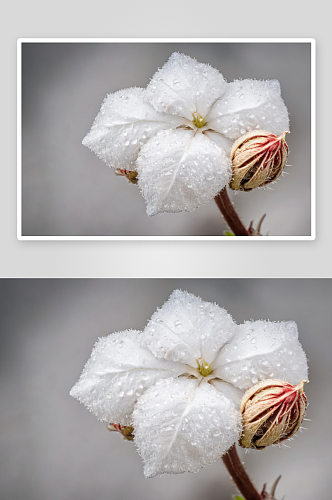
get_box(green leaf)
[233,496,245,500]
[224,231,235,236]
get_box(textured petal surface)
[70,330,185,425]
[213,320,308,389]
[136,129,232,216]
[209,379,244,408]
[145,52,227,120]
[142,290,236,367]
[203,130,234,156]
[82,87,183,170]
[132,378,241,477]
[206,79,289,139]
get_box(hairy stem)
[215,188,249,236]
[222,445,261,500]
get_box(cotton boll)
[82,53,290,216]
[71,290,308,478]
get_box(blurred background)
[1,278,330,500]
[21,42,312,236]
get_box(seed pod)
[230,130,289,191]
[239,379,307,450]
[107,423,135,441]
[115,169,138,184]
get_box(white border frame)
[17,38,316,241]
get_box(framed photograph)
[18,38,315,240]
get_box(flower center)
[192,112,205,129]
[196,358,212,377]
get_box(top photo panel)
[18,39,315,240]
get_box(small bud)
[107,423,135,441]
[239,379,307,450]
[248,214,266,236]
[230,130,289,191]
[115,169,138,184]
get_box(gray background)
[1,279,331,500]
[21,42,311,237]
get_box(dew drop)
[174,320,182,331]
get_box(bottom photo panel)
[1,278,330,500]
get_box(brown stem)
[222,445,261,500]
[215,188,249,236]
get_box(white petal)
[142,289,236,367]
[203,130,234,157]
[145,52,227,120]
[82,87,183,170]
[209,379,244,408]
[70,330,184,425]
[132,378,241,477]
[206,79,289,139]
[136,129,232,216]
[213,320,308,389]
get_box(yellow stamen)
[196,358,212,377]
[192,112,205,129]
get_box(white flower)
[83,53,289,216]
[70,290,307,478]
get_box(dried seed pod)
[107,423,135,441]
[240,379,307,450]
[115,169,138,184]
[230,130,289,191]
